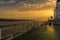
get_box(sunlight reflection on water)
[36,24,57,40]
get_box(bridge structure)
[0,19,54,40]
[0,20,42,40]
[54,0,60,24]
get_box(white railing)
[0,21,41,40]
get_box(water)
[13,24,60,40]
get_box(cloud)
[0,0,16,4]
[8,0,16,4]
[0,0,56,19]
[0,0,56,11]
[0,1,6,4]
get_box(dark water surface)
[13,24,60,40]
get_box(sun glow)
[0,0,56,21]
[44,25,56,38]
[0,9,54,21]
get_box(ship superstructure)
[54,0,60,24]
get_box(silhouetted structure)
[54,0,60,24]
[57,0,60,2]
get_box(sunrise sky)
[0,0,56,21]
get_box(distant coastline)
[0,18,35,21]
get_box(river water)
[13,24,60,40]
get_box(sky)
[0,0,56,21]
